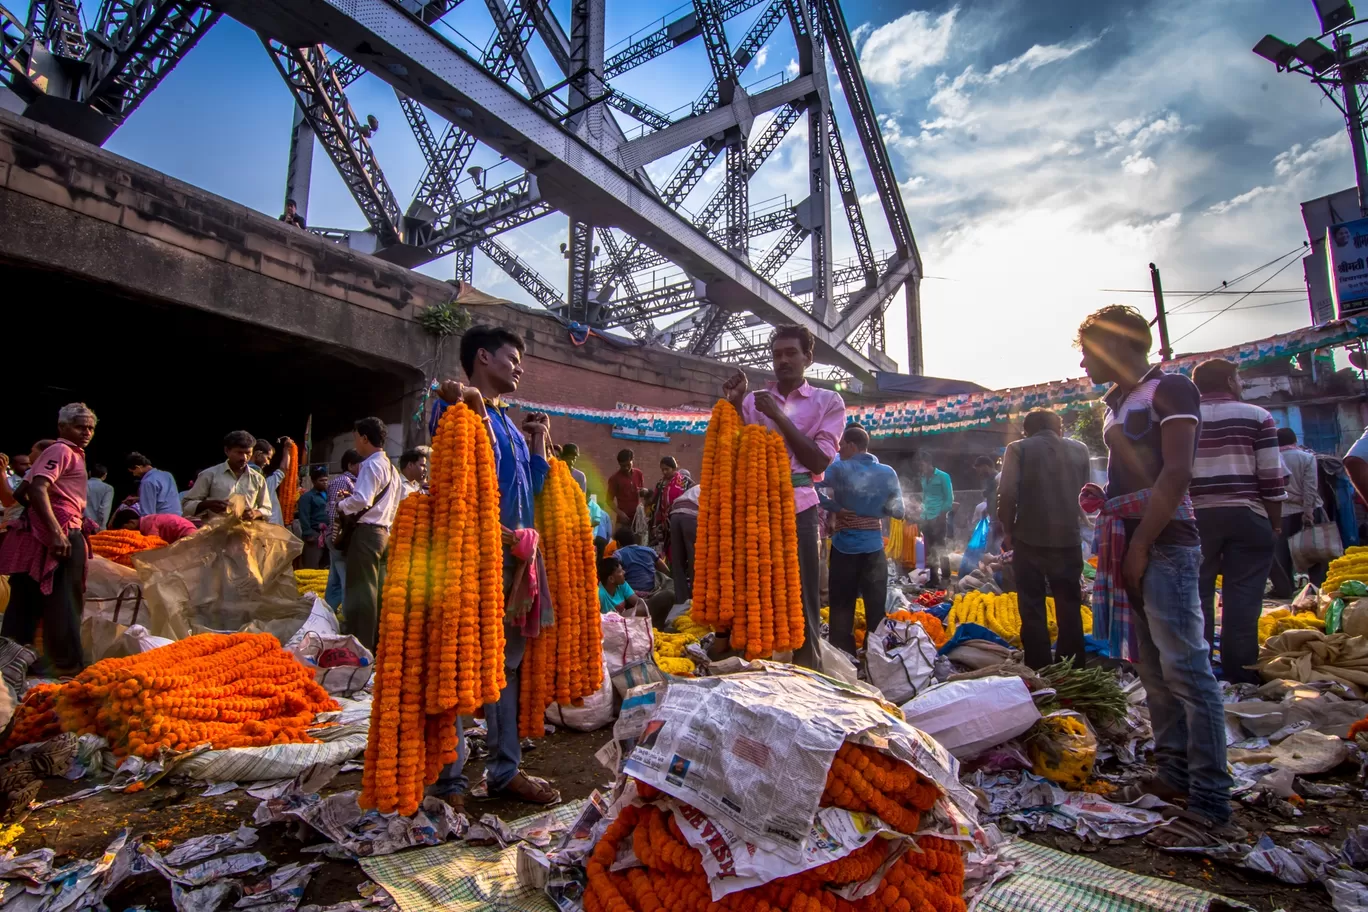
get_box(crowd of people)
[0,309,1365,834]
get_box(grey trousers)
[794,506,822,670]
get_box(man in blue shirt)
[430,325,559,810]
[818,426,904,654]
[918,455,955,587]
[126,452,180,517]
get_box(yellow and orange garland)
[520,460,603,738]
[361,401,505,816]
[89,529,168,567]
[692,400,803,659]
[589,742,965,912]
[0,633,337,758]
[279,439,300,525]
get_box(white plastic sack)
[81,557,149,663]
[900,676,1041,759]
[282,596,340,649]
[602,612,653,677]
[546,659,615,732]
[178,725,368,782]
[864,617,937,705]
[288,631,373,696]
[119,625,174,654]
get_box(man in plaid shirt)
[323,448,360,608]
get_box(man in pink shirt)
[0,403,98,673]
[724,324,846,669]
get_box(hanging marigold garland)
[520,459,604,738]
[0,633,337,758]
[692,400,804,659]
[587,741,964,912]
[361,401,506,815]
[279,439,301,525]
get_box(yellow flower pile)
[295,569,328,599]
[651,611,714,676]
[1028,713,1096,791]
[1258,607,1324,643]
[820,598,869,648]
[1325,547,1368,595]
[0,824,23,851]
[946,592,1093,646]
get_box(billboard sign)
[1328,217,1368,316]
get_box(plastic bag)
[289,631,373,696]
[865,618,937,705]
[118,624,174,655]
[81,562,150,663]
[1328,598,1347,635]
[957,517,991,578]
[1289,521,1344,572]
[547,659,615,732]
[1027,710,1098,790]
[901,676,1041,759]
[602,612,659,698]
[134,506,304,640]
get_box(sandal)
[1115,776,1186,806]
[1144,807,1246,849]
[432,793,465,815]
[491,771,560,805]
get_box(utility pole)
[1149,262,1172,361]
[1337,32,1368,217]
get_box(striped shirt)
[1190,394,1287,516]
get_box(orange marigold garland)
[692,401,805,660]
[362,401,507,812]
[279,439,300,525]
[887,610,949,649]
[1,634,337,759]
[522,459,603,738]
[89,529,169,567]
[587,741,964,912]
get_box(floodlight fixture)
[1253,34,1298,69]
[1313,0,1356,33]
[1295,36,1338,72]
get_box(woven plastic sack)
[289,631,374,696]
[1290,520,1344,572]
[865,616,937,705]
[547,658,615,732]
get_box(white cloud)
[754,44,768,71]
[1274,134,1343,177]
[1207,185,1273,214]
[859,7,959,86]
[925,37,1099,129]
[850,22,872,52]
[1122,152,1156,175]
[785,58,799,79]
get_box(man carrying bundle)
[430,325,561,809]
[723,324,845,669]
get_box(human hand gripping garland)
[360,401,506,816]
[691,400,804,659]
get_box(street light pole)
[1337,32,1368,216]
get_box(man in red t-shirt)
[0,403,98,673]
[607,448,646,530]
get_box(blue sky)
[15,0,1361,388]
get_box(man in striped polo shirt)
[1189,359,1287,685]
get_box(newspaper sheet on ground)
[620,664,977,865]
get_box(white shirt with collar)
[338,450,402,529]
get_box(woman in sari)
[649,456,693,552]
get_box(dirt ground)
[9,727,1361,911]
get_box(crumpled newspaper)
[163,826,260,866]
[256,789,467,857]
[0,829,136,912]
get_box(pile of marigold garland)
[588,742,965,912]
[90,529,169,567]
[0,633,337,758]
[279,439,300,525]
[691,400,804,659]
[362,401,505,816]
[519,459,604,738]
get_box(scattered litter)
[203,781,241,797]
[163,826,260,865]
[235,861,320,910]
[1006,783,1165,841]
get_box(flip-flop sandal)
[0,780,40,823]
[431,793,465,815]
[28,733,76,779]
[1144,807,1246,849]
[492,772,560,805]
[0,761,35,796]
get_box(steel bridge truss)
[2,0,922,378]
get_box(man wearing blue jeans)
[1078,305,1239,848]
[323,450,360,608]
